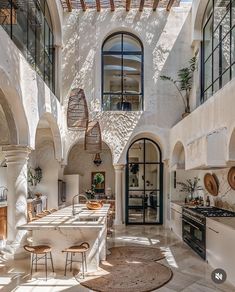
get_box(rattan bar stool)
[62,242,90,278]
[24,245,54,280]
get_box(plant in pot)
[160,55,197,118]
[177,176,203,202]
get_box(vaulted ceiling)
[60,0,181,12]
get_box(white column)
[114,164,125,225]
[3,145,31,253]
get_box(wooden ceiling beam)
[96,0,101,11]
[65,0,72,12]
[126,0,131,11]
[139,0,145,12]
[110,0,115,11]
[153,0,160,11]
[80,0,87,11]
[166,0,175,11]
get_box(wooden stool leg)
[84,252,87,272]
[45,253,47,281]
[31,253,34,277]
[50,252,54,272]
[35,254,38,272]
[64,252,68,276]
[70,252,72,272]
[81,253,85,279]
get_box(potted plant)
[177,176,203,201]
[160,55,197,117]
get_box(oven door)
[182,215,205,259]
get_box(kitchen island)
[18,204,110,271]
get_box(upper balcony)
[0,0,55,95]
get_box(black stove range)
[182,206,235,260]
[190,207,235,217]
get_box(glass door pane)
[126,138,163,224]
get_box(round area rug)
[107,245,165,261]
[80,260,173,292]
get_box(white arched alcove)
[171,141,186,170]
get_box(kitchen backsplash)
[173,168,235,212]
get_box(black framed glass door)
[126,138,163,224]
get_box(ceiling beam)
[166,0,175,11]
[153,0,160,11]
[96,0,101,11]
[126,0,131,11]
[110,0,115,11]
[139,0,145,12]
[80,0,87,11]
[65,0,72,12]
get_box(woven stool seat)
[62,242,89,253]
[24,245,52,254]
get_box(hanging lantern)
[93,153,102,167]
[67,88,89,131]
[85,121,102,154]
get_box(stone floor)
[0,225,234,292]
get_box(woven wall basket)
[204,173,219,196]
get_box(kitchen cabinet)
[0,206,7,239]
[170,202,182,239]
[206,218,235,286]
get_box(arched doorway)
[126,138,163,224]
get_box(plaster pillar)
[114,164,125,225]
[2,145,31,253]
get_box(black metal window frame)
[201,0,234,102]
[0,0,55,94]
[101,31,144,111]
[125,138,163,225]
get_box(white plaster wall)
[28,128,60,209]
[62,4,193,164]
[0,26,63,156]
[64,143,115,196]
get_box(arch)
[118,131,166,164]
[171,141,186,170]
[35,113,63,162]
[0,67,29,145]
[64,138,115,166]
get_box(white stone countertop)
[18,204,110,230]
[207,217,235,232]
[0,201,7,208]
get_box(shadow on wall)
[155,11,193,128]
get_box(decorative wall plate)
[228,167,235,190]
[204,173,219,196]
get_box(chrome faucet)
[72,194,88,216]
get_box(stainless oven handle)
[182,218,199,230]
[208,227,219,234]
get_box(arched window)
[202,0,234,102]
[102,32,143,111]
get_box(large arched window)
[0,0,55,93]
[102,32,143,111]
[202,0,235,102]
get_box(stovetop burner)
[189,207,235,217]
